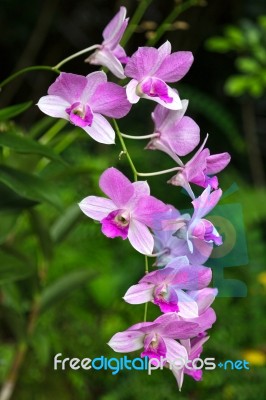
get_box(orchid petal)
[90,82,131,118]
[83,113,115,144]
[163,116,200,156]
[125,47,161,80]
[133,195,170,228]
[99,167,134,207]
[108,330,144,352]
[192,187,222,220]
[88,48,126,79]
[37,95,69,119]
[155,51,194,82]
[126,79,140,103]
[128,219,154,255]
[174,289,198,318]
[47,72,87,103]
[123,283,154,304]
[164,338,188,390]
[188,288,218,314]
[158,40,172,58]
[169,264,212,290]
[141,84,182,110]
[78,196,116,221]
[206,152,231,174]
[103,6,128,48]
[132,181,150,196]
[152,100,188,132]
[81,71,107,103]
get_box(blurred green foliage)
[0,1,266,399]
[0,99,265,399]
[206,16,266,97]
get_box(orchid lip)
[66,102,94,128]
[137,77,173,103]
[101,209,130,240]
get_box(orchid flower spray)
[33,5,231,391]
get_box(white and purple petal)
[83,113,115,144]
[78,196,116,221]
[123,283,154,304]
[108,330,144,352]
[128,219,154,255]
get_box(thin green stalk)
[36,130,78,172]
[121,132,158,140]
[39,120,67,145]
[137,166,181,177]
[144,256,149,322]
[112,119,138,182]
[113,119,152,323]
[0,66,60,90]
[121,0,154,46]
[53,44,99,70]
[147,0,202,46]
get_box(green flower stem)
[0,294,40,400]
[112,119,138,182]
[36,130,78,173]
[144,256,149,322]
[53,44,100,70]
[137,166,181,177]
[39,120,68,145]
[0,66,60,90]
[147,249,167,258]
[121,132,158,140]
[147,0,202,46]
[120,0,154,47]
[113,119,151,322]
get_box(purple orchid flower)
[152,207,210,266]
[78,167,170,255]
[146,100,200,158]
[162,186,223,260]
[108,311,216,389]
[123,257,212,317]
[125,41,193,109]
[171,334,210,388]
[108,313,200,361]
[168,135,231,197]
[85,7,129,79]
[37,71,131,145]
[171,288,218,388]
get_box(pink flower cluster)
[37,7,231,390]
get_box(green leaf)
[258,15,266,30]
[0,101,32,121]
[235,57,260,74]
[0,210,19,244]
[224,25,245,48]
[39,269,97,313]
[0,131,66,164]
[0,182,37,210]
[51,204,81,243]
[0,251,35,284]
[0,165,61,209]
[29,209,53,260]
[205,37,232,53]
[224,75,249,96]
[29,116,54,139]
